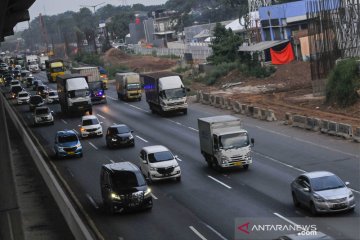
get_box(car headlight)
[111,193,121,200]
[111,138,117,141]
[313,194,326,202]
[221,156,227,163]
[80,128,85,132]
[75,143,82,148]
[349,193,354,199]
[144,188,151,196]
[129,135,133,140]
[150,167,157,171]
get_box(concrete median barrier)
[306,117,321,131]
[201,92,210,105]
[292,115,307,129]
[284,112,293,125]
[210,94,216,106]
[266,109,277,122]
[222,97,233,110]
[253,107,261,119]
[337,123,353,139]
[328,121,338,136]
[232,101,241,113]
[240,104,247,115]
[320,120,329,133]
[247,105,254,117]
[353,127,360,142]
[196,91,202,102]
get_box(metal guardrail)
[0,93,97,240]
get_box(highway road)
[5,71,360,240]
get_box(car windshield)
[30,96,43,104]
[219,132,250,150]
[49,92,57,96]
[52,67,63,73]
[11,86,22,93]
[88,82,103,89]
[11,81,19,85]
[58,134,78,143]
[112,171,145,189]
[18,93,28,98]
[127,83,140,90]
[311,175,345,191]
[36,108,49,115]
[37,86,45,91]
[83,118,99,126]
[113,126,130,134]
[148,151,173,163]
[162,88,186,99]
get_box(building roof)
[193,29,212,39]
[238,40,289,52]
[225,12,260,33]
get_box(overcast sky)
[16,0,167,31]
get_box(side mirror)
[345,182,350,186]
[251,138,255,146]
[303,187,310,192]
[131,130,134,133]
[142,160,147,164]
[174,155,178,159]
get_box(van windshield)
[35,108,50,115]
[68,89,88,98]
[58,134,78,143]
[148,151,173,163]
[51,67,63,73]
[112,171,145,189]
[219,132,250,150]
[82,118,99,126]
[127,83,140,90]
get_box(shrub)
[74,52,104,66]
[105,65,129,79]
[207,62,238,85]
[326,58,359,107]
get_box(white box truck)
[26,55,39,72]
[198,115,254,170]
[115,72,142,101]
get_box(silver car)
[291,171,355,215]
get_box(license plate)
[333,203,346,208]
[68,152,75,155]
[233,162,242,166]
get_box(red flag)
[270,42,295,65]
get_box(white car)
[33,107,54,126]
[17,91,30,104]
[80,115,103,138]
[47,90,59,104]
[139,145,181,182]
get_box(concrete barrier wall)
[337,123,353,139]
[210,94,216,106]
[202,93,210,105]
[253,107,261,119]
[232,101,241,113]
[266,109,277,122]
[292,115,307,129]
[353,127,360,142]
[1,94,97,240]
[328,121,338,136]
[284,112,293,125]
[306,117,320,131]
[320,119,329,133]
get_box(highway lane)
[10,72,359,239]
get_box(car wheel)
[78,153,83,158]
[310,202,318,216]
[292,192,300,207]
[243,164,249,170]
[348,207,355,213]
[176,176,181,182]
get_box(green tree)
[207,23,242,64]
[108,12,134,41]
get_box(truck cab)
[116,72,142,101]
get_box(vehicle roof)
[109,124,128,128]
[11,79,19,82]
[302,171,335,179]
[57,74,85,80]
[82,115,98,120]
[18,91,28,94]
[103,162,139,173]
[140,71,180,79]
[48,89,57,92]
[35,106,49,111]
[142,145,170,154]
[30,95,42,99]
[56,130,77,137]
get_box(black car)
[36,85,48,98]
[26,77,34,88]
[9,85,23,99]
[100,162,153,214]
[106,124,135,148]
[32,80,42,90]
[29,95,44,111]
[5,76,13,86]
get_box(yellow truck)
[115,72,142,101]
[46,59,65,83]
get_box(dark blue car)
[54,130,83,159]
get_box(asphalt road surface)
[5,71,360,240]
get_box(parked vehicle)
[33,107,54,126]
[106,124,134,148]
[56,74,92,115]
[17,91,30,104]
[9,85,23,99]
[116,72,142,101]
[139,145,181,182]
[46,59,65,82]
[29,95,44,111]
[142,71,188,115]
[54,130,83,159]
[198,115,254,170]
[80,115,103,138]
[291,171,356,215]
[71,67,107,104]
[100,162,153,213]
[46,90,59,104]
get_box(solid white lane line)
[96,114,106,119]
[107,96,117,100]
[126,103,149,113]
[189,226,207,240]
[86,194,99,209]
[274,212,300,227]
[203,223,228,240]
[208,176,232,189]
[253,151,306,173]
[89,142,98,150]
[61,119,68,124]
[188,127,199,132]
[176,157,182,162]
[175,121,182,125]
[6,213,14,240]
[72,129,79,134]
[151,193,158,200]
[136,135,148,143]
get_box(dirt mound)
[102,48,177,72]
